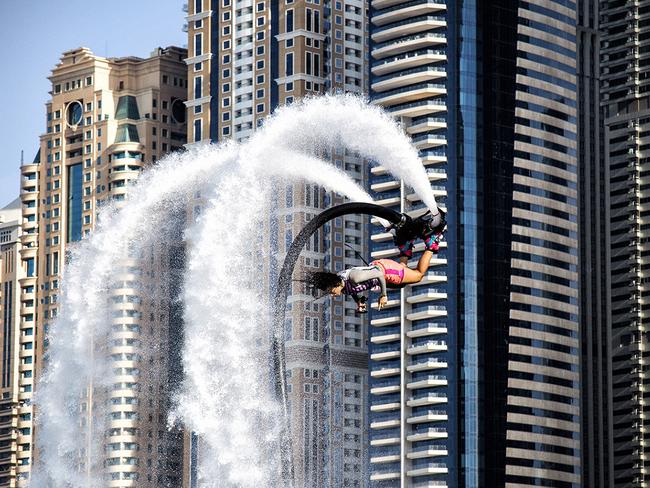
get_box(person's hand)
[357,302,367,314]
[378,295,388,310]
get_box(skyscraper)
[577,0,609,486]
[600,0,650,485]
[184,1,373,486]
[18,46,188,487]
[369,0,581,486]
[0,197,31,486]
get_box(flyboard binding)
[393,208,447,247]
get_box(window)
[223,68,230,78]
[257,16,264,26]
[306,8,312,31]
[195,0,202,13]
[222,126,230,136]
[256,60,264,70]
[223,54,231,64]
[256,89,264,98]
[314,10,320,33]
[286,38,294,48]
[223,11,231,21]
[223,26,230,35]
[223,82,230,93]
[306,52,313,75]
[223,112,230,121]
[314,54,320,77]
[286,81,294,91]
[257,2,264,11]
[257,31,265,41]
[285,186,293,206]
[194,33,202,56]
[223,40,230,50]
[257,45,264,55]
[286,9,294,32]
[257,74,264,84]
[285,53,293,77]
[194,76,202,99]
[193,119,202,142]
[256,103,264,113]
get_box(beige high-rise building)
[0,197,31,486]
[185,1,371,486]
[11,46,188,487]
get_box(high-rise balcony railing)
[372,49,446,76]
[372,32,447,59]
[372,15,447,43]
[379,6,445,29]
[372,82,446,106]
[407,358,448,372]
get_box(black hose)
[271,202,404,486]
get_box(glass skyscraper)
[369,0,581,486]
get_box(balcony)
[385,99,447,118]
[372,66,447,92]
[408,117,447,134]
[371,401,401,412]
[371,331,401,344]
[371,315,401,327]
[407,375,447,389]
[371,366,401,378]
[371,349,400,361]
[370,470,400,481]
[412,133,447,149]
[373,0,447,27]
[407,428,448,442]
[371,418,401,429]
[372,82,446,107]
[407,307,448,322]
[407,325,447,338]
[407,359,448,372]
[370,435,400,447]
[372,49,446,76]
[408,410,447,423]
[372,15,447,44]
[372,32,447,59]
[407,464,448,476]
[370,453,401,464]
[407,445,448,459]
[371,380,401,395]
[407,291,447,304]
[371,179,400,192]
[407,392,447,407]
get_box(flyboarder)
[303,209,446,313]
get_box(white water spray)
[32,95,438,487]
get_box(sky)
[0,0,187,208]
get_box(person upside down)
[305,209,446,313]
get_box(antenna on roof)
[20,150,24,166]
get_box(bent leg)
[400,250,434,285]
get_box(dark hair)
[300,271,343,293]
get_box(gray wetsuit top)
[337,266,387,304]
